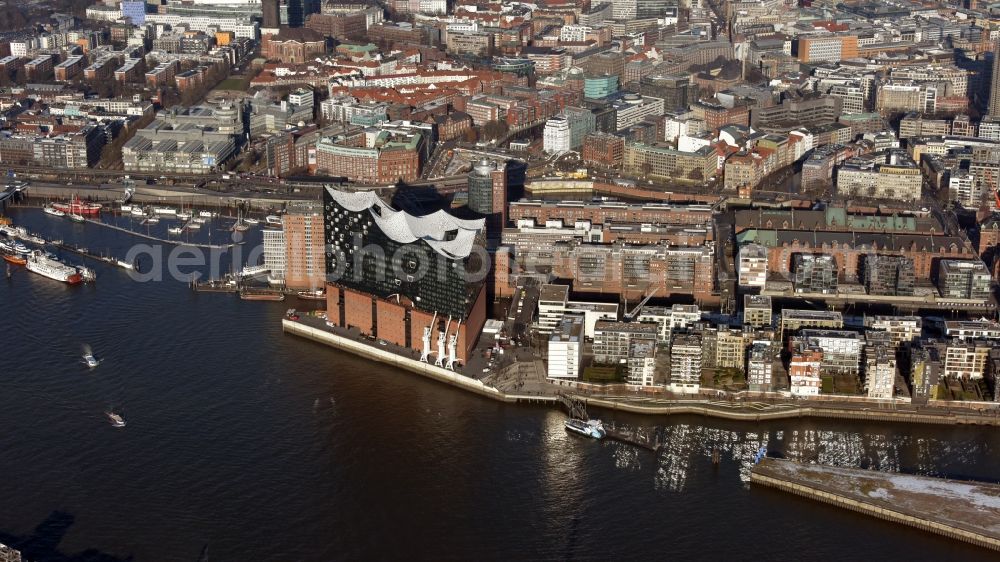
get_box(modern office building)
[323,188,488,364]
[467,158,508,236]
[583,73,619,100]
[263,228,286,284]
[990,39,1000,117]
[937,260,992,300]
[863,255,915,296]
[792,254,838,294]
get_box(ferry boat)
[167,227,183,235]
[52,197,102,216]
[83,353,99,368]
[68,213,85,223]
[2,253,26,265]
[297,289,326,301]
[265,215,282,225]
[43,206,66,217]
[564,419,606,439]
[25,251,83,284]
[105,411,126,428]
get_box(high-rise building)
[669,333,702,393]
[793,254,838,294]
[990,40,1000,117]
[547,314,584,379]
[323,188,488,364]
[467,158,508,237]
[263,228,286,284]
[865,340,896,399]
[282,201,326,291]
[639,74,693,111]
[542,107,596,153]
[262,0,281,29]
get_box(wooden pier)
[751,459,1000,552]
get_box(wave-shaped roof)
[327,188,484,259]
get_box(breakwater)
[751,459,1000,552]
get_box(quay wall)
[750,471,1000,552]
[282,319,553,405]
[283,320,1000,426]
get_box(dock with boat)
[557,394,662,450]
[751,458,1000,551]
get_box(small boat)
[120,204,133,213]
[167,227,183,235]
[78,266,96,282]
[130,207,146,217]
[25,234,44,244]
[0,240,14,253]
[564,419,605,439]
[244,217,260,225]
[297,289,326,301]
[13,242,29,254]
[233,222,249,232]
[83,353,100,368]
[265,215,282,225]
[198,211,213,218]
[145,216,160,224]
[177,212,192,220]
[192,217,207,224]
[43,206,66,217]
[105,411,126,428]
[152,206,177,215]
[68,213,85,223]
[239,290,285,301]
[2,253,26,265]
[185,222,201,230]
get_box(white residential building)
[543,107,595,153]
[738,243,768,287]
[548,314,585,379]
[637,304,701,342]
[263,228,286,282]
[865,345,896,399]
[669,333,702,393]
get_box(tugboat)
[564,418,606,439]
[105,411,126,428]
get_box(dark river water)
[1,206,998,561]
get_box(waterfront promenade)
[751,459,1000,551]
[282,316,1000,427]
